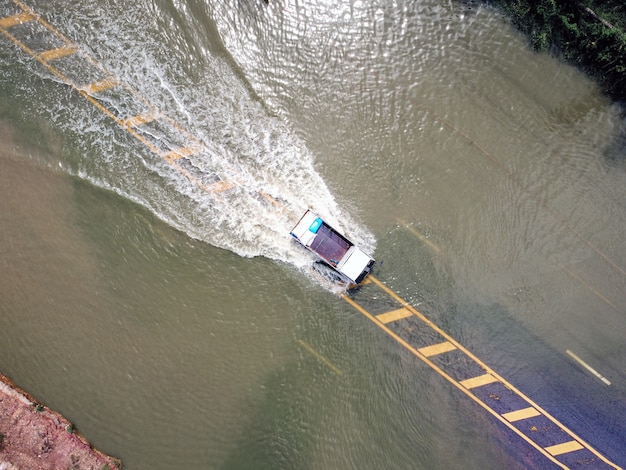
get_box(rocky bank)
[0,372,122,470]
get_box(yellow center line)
[122,111,159,129]
[502,406,541,422]
[397,218,442,254]
[376,307,412,324]
[37,45,77,62]
[418,341,456,357]
[545,440,585,457]
[344,275,622,469]
[298,340,343,376]
[1,0,245,200]
[341,292,569,470]
[459,373,498,390]
[162,144,203,163]
[80,78,118,95]
[0,12,34,28]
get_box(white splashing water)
[3,0,375,283]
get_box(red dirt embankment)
[0,372,122,470]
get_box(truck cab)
[290,209,375,285]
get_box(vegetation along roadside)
[485,0,625,104]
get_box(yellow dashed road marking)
[122,111,158,128]
[545,441,585,456]
[37,45,77,62]
[418,341,456,357]
[81,79,117,94]
[376,307,412,324]
[502,406,541,422]
[0,12,33,28]
[459,373,498,389]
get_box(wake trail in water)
[0,0,375,285]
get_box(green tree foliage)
[488,0,626,103]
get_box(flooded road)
[1,0,625,468]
